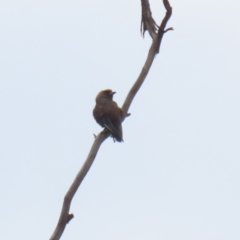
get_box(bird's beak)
[110,91,116,96]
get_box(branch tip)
[164,27,174,33]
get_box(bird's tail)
[104,122,123,142]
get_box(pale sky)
[0,0,240,239]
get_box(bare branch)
[122,0,172,116]
[49,131,110,240]
[121,42,157,117]
[49,1,172,239]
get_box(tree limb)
[122,0,172,115]
[49,1,172,239]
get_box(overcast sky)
[1,0,240,239]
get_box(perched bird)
[93,89,123,142]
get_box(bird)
[93,89,123,142]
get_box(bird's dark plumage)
[93,89,123,142]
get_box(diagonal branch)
[49,1,172,239]
[122,0,172,115]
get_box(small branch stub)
[66,214,74,224]
[164,27,174,33]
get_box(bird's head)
[95,89,116,102]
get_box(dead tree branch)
[122,0,172,116]
[49,1,172,239]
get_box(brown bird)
[93,89,123,142]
